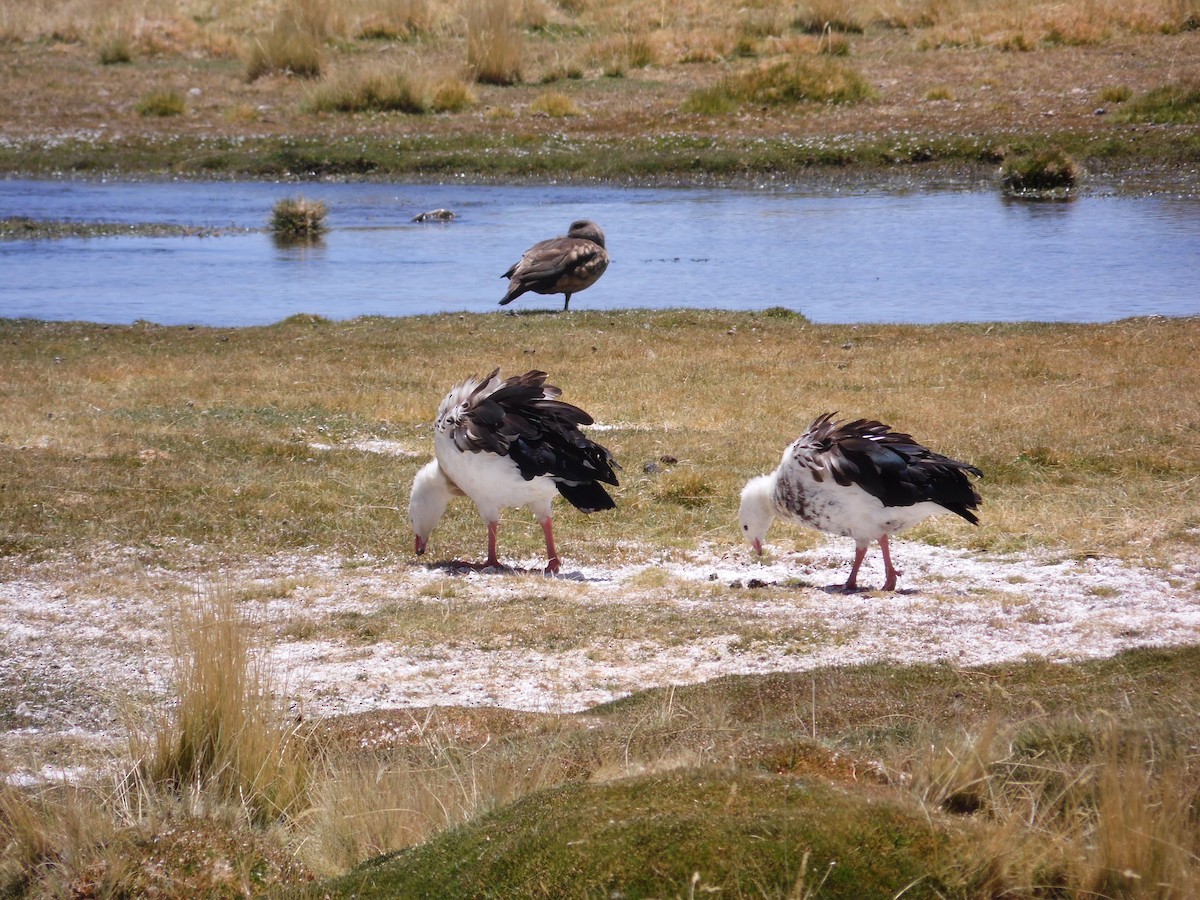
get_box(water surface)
[1,180,1197,325]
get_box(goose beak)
[414,535,427,556]
[752,539,762,556]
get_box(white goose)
[408,369,619,572]
[739,413,982,591]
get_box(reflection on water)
[1,179,1197,326]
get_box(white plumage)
[739,413,982,591]
[408,369,619,572]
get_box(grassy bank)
[2,128,1198,185]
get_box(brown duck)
[500,220,609,311]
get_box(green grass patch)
[684,58,872,113]
[135,90,185,117]
[1116,82,1200,124]
[306,66,428,114]
[0,129,1197,182]
[301,646,1200,898]
[318,770,966,898]
[529,90,580,117]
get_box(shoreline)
[2,130,1197,197]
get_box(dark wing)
[500,237,607,304]
[806,414,982,523]
[456,370,620,512]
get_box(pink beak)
[752,539,762,556]
[414,535,427,556]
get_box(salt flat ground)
[4,536,1197,775]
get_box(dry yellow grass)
[3,0,1195,51]
[1,313,1197,569]
[1,0,1197,171]
[132,587,311,825]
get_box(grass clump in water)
[1000,147,1081,197]
[684,58,872,113]
[271,195,328,239]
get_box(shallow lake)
[1,179,1197,326]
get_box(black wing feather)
[808,414,982,523]
[458,370,620,511]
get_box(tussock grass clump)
[0,782,112,896]
[466,0,524,85]
[624,33,659,68]
[794,0,866,34]
[271,195,328,239]
[905,717,1200,896]
[1116,82,1200,123]
[530,90,581,116]
[355,0,437,40]
[1000,147,1081,196]
[132,589,311,826]
[684,58,872,113]
[1099,83,1133,103]
[538,60,585,83]
[307,65,428,113]
[134,89,185,117]
[96,32,132,64]
[245,24,323,81]
[430,77,477,112]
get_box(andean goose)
[408,369,619,572]
[738,413,982,591]
[499,220,609,311]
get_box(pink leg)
[540,517,561,573]
[485,520,501,569]
[880,533,901,591]
[845,541,868,591]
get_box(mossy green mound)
[309,768,969,899]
